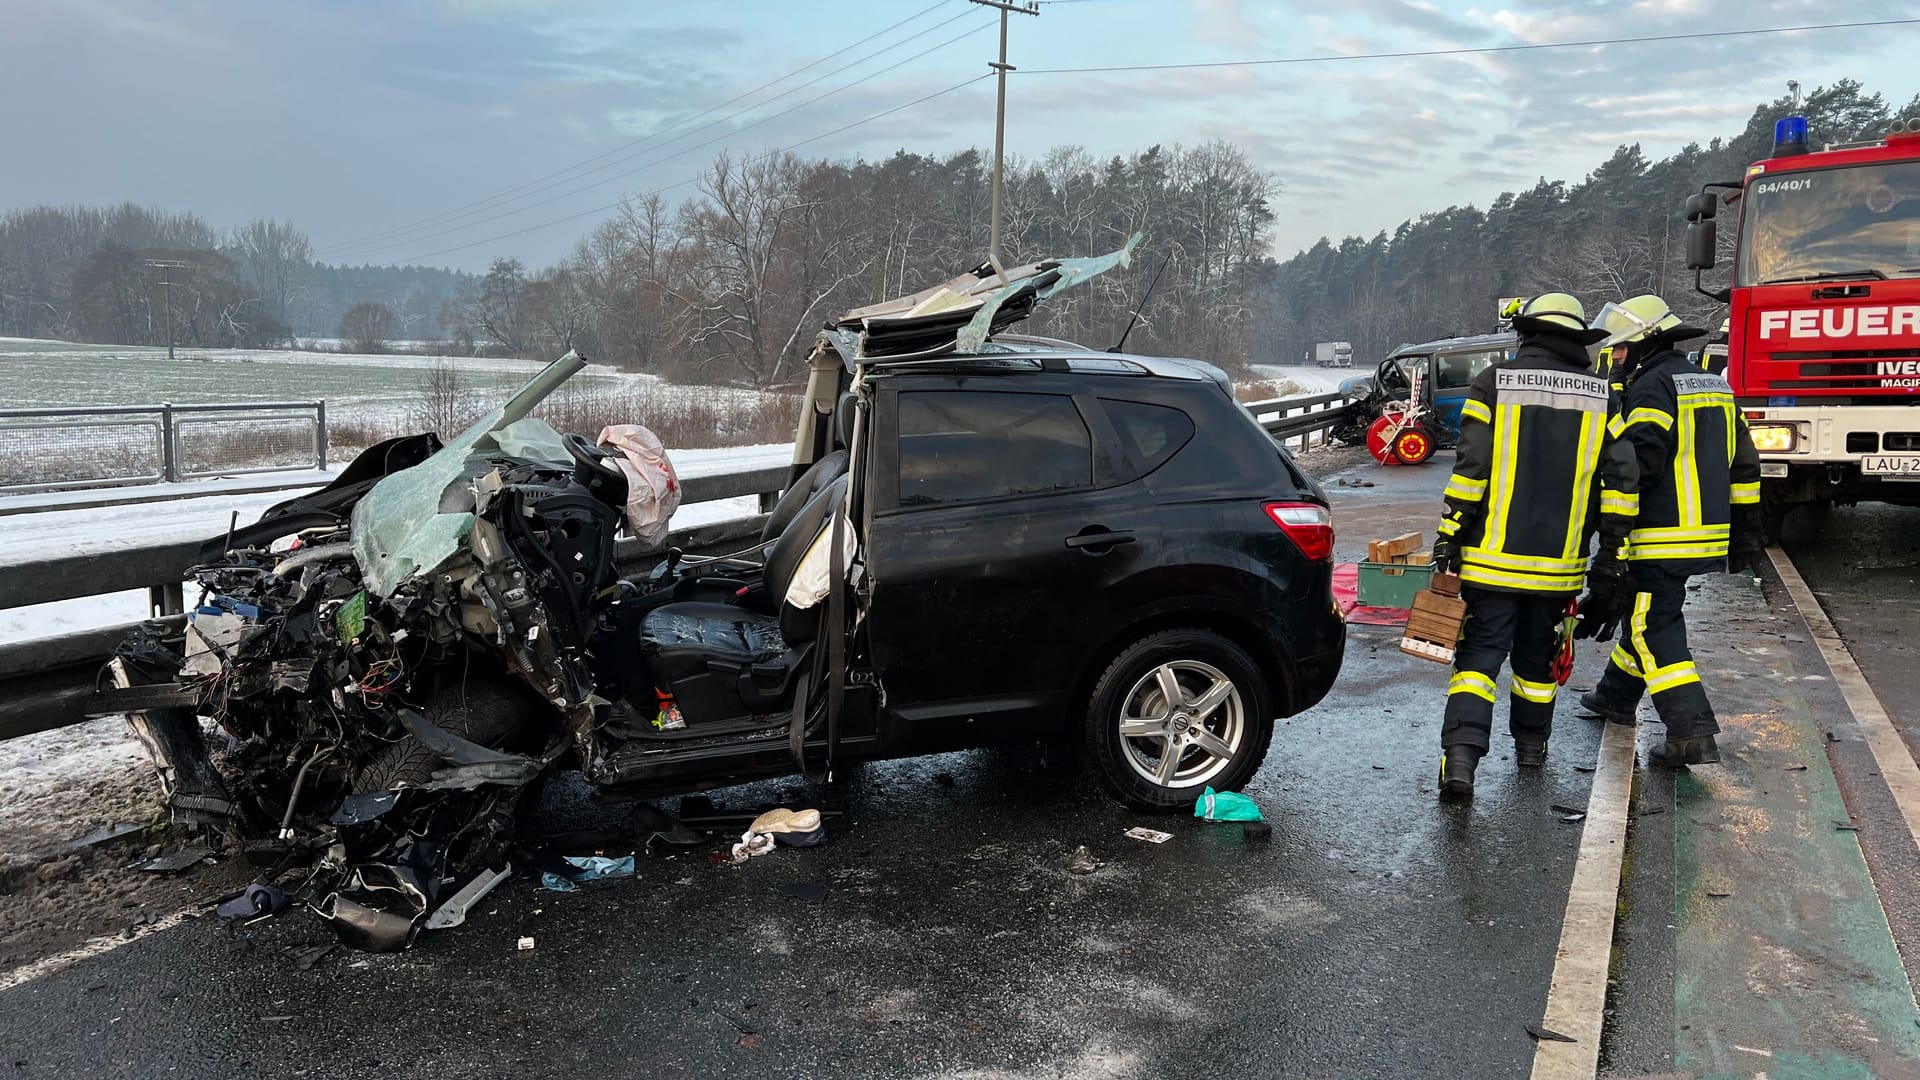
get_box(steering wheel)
[1377,357,1409,395]
[564,432,630,509]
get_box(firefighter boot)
[1578,691,1635,725]
[1439,746,1482,800]
[1514,740,1548,767]
[1646,734,1721,768]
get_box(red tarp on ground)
[1333,562,1410,626]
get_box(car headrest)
[835,392,858,449]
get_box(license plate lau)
[1862,455,1920,475]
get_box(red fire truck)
[1685,111,1920,537]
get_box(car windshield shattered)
[97,240,1150,954]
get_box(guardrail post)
[149,582,184,618]
[160,402,178,482]
[314,399,328,472]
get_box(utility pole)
[147,259,190,360]
[969,0,1039,273]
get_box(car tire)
[1082,629,1276,812]
[352,680,540,793]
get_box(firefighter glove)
[1575,548,1633,642]
[1728,504,1766,578]
[1431,534,1462,575]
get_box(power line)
[321,0,962,256]
[1015,17,1920,74]
[352,19,993,263]
[393,74,993,266]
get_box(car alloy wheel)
[1116,660,1246,789]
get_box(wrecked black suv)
[103,239,1343,949]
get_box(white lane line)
[1768,545,1920,852]
[1530,720,1637,1080]
[0,908,199,994]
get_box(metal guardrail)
[0,392,1358,743]
[0,467,787,741]
[1247,392,1352,446]
[0,401,328,495]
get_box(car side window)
[1436,348,1500,389]
[897,390,1092,507]
[1102,399,1194,474]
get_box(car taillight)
[1265,501,1334,562]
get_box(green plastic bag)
[1194,786,1263,823]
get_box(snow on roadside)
[1248,363,1352,397]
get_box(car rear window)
[897,391,1091,506]
[1102,398,1194,474]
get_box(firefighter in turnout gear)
[1575,294,1764,768]
[1432,293,1639,798]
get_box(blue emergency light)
[1773,115,1809,156]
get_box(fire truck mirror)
[1687,219,1718,271]
[1683,192,1718,222]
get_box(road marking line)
[1768,546,1920,853]
[1530,720,1636,1080]
[0,907,199,994]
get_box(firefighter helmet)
[1592,294,1708,349]
[1511,292,1608,344]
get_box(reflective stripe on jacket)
[1616,350,1761,571]
[1439,337,1639,595]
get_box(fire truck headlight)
[1750,423,1799,453]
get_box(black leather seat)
[641,474,847,723]
[758,392,858,543]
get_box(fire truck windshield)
[1737,160,1920,286]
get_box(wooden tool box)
[1400,571,1467,664]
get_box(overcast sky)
[2,0,1913,272]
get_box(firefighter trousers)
[1591,563,1717,739]
[1440,586,1569,753]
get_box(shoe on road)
[1577,691,1636,725]
[1439,746,1481,800]
[1514,740,1548,767]
[1647,734,1721,768]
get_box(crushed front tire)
[352,680,541,792]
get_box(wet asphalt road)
[1779,502,1920,989]
[1,454,1620,1079]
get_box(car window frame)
[1097,396,1197,480]
[870,379,1127,515]
[1433,347,1502,391]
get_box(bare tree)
[338,301,399,353]
[230,219,312,336]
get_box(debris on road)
[132,845,212,873]
[425,864,512,929]
[1550,803,1587,823]
[539,855,635,893]
[1124,827,1172,844]
[1195,786,1264,823]
[64,822,147,851]
[731,808,825,863]
[517,935,536,951]
[1066,846,1098,875]
[216,884,289,920]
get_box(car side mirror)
[1683,191,1717,222]
[1686,219,1718,271]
